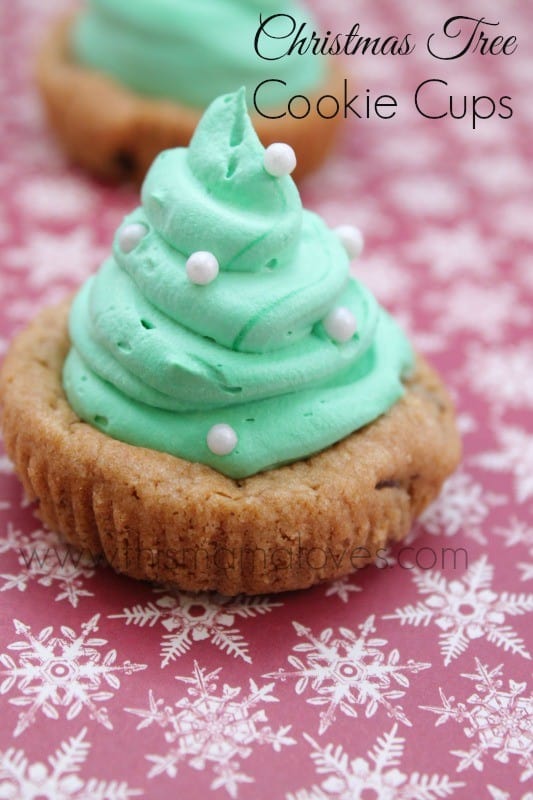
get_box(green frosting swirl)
[71,0,324,108]
[63,90,414,478]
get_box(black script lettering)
[254,14,298,60]
[427,16,517,60]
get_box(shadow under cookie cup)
[0,300,461,596]
[36,14,346,184]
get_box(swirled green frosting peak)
[71,0,324,109]
[63,90,414,478]
[141,88,301,275]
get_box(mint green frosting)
[63,90,414,478]
[71,0,324,109]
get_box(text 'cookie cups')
[0,90,460,594]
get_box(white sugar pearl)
[186,251,219,285]
[323,307,357,343]
[334,225,364,259]
[207,424,238,456]
[118,222,148,253]
[263,143,297,177]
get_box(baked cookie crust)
[36,15,345,184]
[0,301,461,595]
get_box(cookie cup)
[36,15,346,184]
[0,301,461,595]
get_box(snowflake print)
[475,425,533,504]
[323,576,362,603]
[463,343,533,412]
[287,726,464,800]
[495,518,533,583]
[404,223,501,281]
[15,174,97,221]
[312,195,394,239]
[266,616,430,734]
[383,556,533,665]
[0,522,22,557]
[498,200,533,245]
[0,527,98,607]
[517,255,533,297]
[517,563,533,583]
[357,252,413,307]
[495,518,533,552]
[109,590,281,667]
[372,129,443,168]
[126,661,295,798]
[0,615,147,736]
[3,228,105,290]
[421,659,533,782]
[418,469,505,544]
[486,787,533,800]
[0,453,14,475]
[456,412,477,436]
[462,152,533,195]
[391,309,447,355]
[0,728,141,799]
[388,174,466,219]
[487,787,509,800]
[424,281,530,341]
[4,286,73,326]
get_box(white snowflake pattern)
[495,519,533,551]
[475,425,533,504]
[0,728,141,799]
[424,281,530,341]
[463,152,533,195]
[517,563,533,583]
[486,787,533,800]
[0,526,98,606]
[487,787,509,800]
[456,412,477,436]
[495,518,533,583]
[372,129,443,168]
[0,522,22,557]
[487,787,533,800]
[3,228,105,290]
[314,196,394,239]
[323,576,362,603]
[418,469,505,544]
[388,174,466,218]
[404,223,501,280]
[345,199,397,241]
[287,725,464,800]
[421,659,533,782]
[391,309,447,355]
[383,555,533,665]
[265,616,430,734]
[501,203,533,252]
[4,286,73,325]
[15,174,97,221]
[357,252,414,307]
[109,590,281,667]
[0,614,147,736]
[0,453,14,475]
[126,661,295,798]
[464,342,533,413]
[516,254,533,294]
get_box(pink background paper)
[0,2,532,798]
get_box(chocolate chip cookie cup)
[0,90,460,594]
